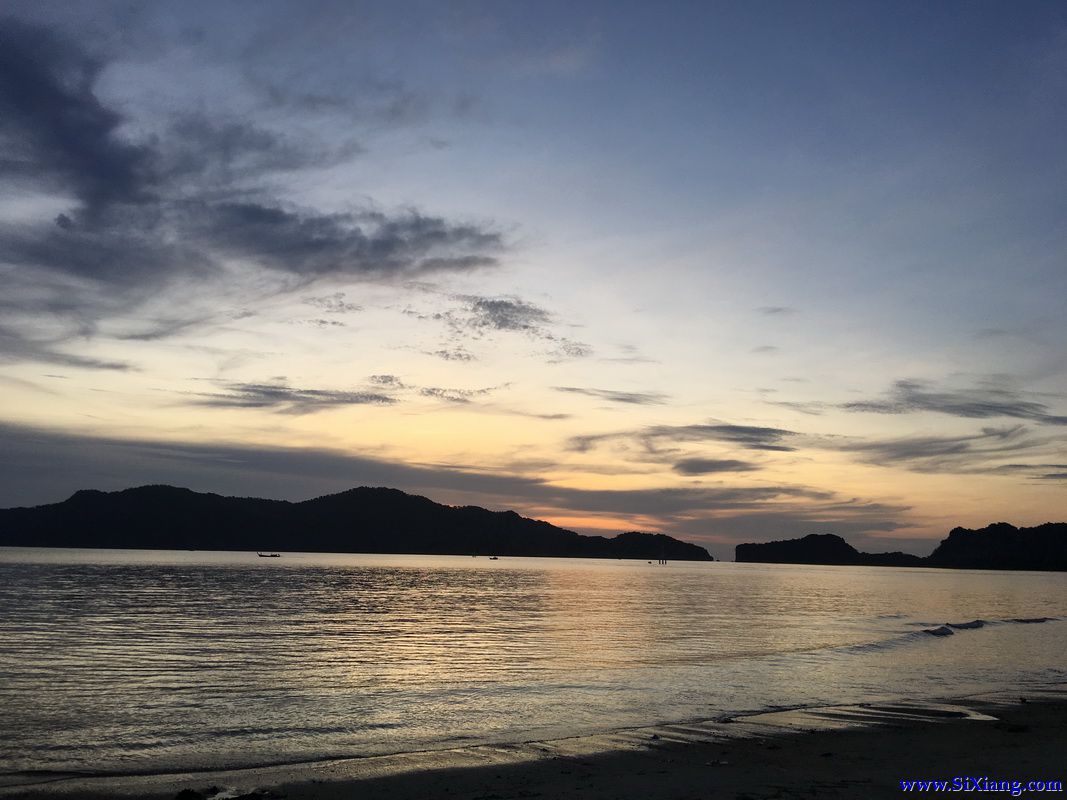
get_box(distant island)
[735,523,1067,571]
[0,485,714,561]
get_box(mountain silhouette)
[735,523,1067,571]
[927,522,1067,571]
[735,533,923,567]
[0,485,714,561]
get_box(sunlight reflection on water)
[0,548,1064,774]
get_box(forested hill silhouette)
[735,523,1067,571]
[734,534,923,567]
[0,485,714,561]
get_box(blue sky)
[1,1,1065,558]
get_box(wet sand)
[3,691,1065,800]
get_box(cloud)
[188,381,396,414]
[425,347,476,362]
[669,501,915,554]
[181,374,511,414]
[0,325,131,371]
[988,463,1067,481]
[419,385,500,404]
[570,422,798,454]
[0,423,823,516]
[0,423,926,556]
[756,306,797,315]
[750,345,779,354]
[836,425,1055,474]
[842,380,1067,425]
[303,292,362,313]
[672,458,760,475]
[189,202,502,280]
[546,339,593,361]
[453,295,552,333]
[416,293,592,362]
[553,386,669,405]
[0,18,153,216]
[563,412,1065,481]
[0,18,504,366]
[116,314,223,342]
[158,114,362,186]
[765,400,827,416]
[368,374,408,388]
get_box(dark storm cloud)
[553,386,670,405]
[672,458,759,475]
[842,380,1067,425]
[189,382,396,414]
[0,18,504,366]
[570,422,798,454]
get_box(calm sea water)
[1,548,1065,777]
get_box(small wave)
[947,619,986,630]
[922,626,954,637]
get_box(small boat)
[488,556,499,560]
[257,552,281,558]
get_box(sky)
[1,0,1065,559]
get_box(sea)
[1,548,1065,779]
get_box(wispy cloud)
[303,292,362,313]
[570,422,798,454]
[183,374,511,413]
[0,325,132,371]
[836,425,1054,474]
[990,463,1067,481]
[419,385,502,404]
[842,380,1067,425]
[553,386,670,405]
[411,293,592,362]
[672,458,759,475]
[425,347,477,362]
[188,381,396,414]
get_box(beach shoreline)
[3,689,1064,800]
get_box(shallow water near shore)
[1,548,1065,778]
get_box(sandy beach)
[3,691,1064,800]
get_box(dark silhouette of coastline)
[0,485,714,561]
[735,523,1067,571]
